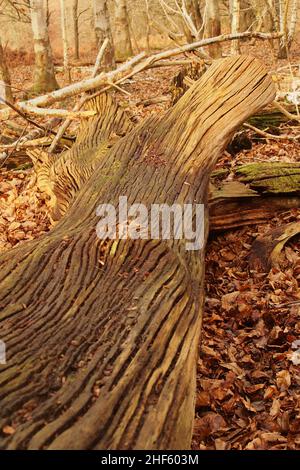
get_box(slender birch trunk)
[114,0,133,61]
[205,0,222,58]
[92,0,115,69]
[240,0,254,32]
[259,0,277,51]
[258,0,276,33]
[278,0,289,58]
[60,0,71,82]
[144,0,150,51]
[72,0,80,60]
[29,0,58,93]
[287,0,298,49]
[267,0,280,31]
[0,37,13,103]
[192,0,203,32]
[185,0,201,34]
[273,0,298,57]
[230,0,241,54]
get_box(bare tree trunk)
[191,0,203,32]
[92,0,115,69]
[255,0,278,51]
[114,0,133,61]
[29,0,58,93]
[230,0,241,54]
[144,0,151,51]
[253,0,263,31]
[72,0,80,60]
[278,0,289,58]
[60,0,71,82]
[185,0,201,34]
[287,0,298,50]
[262,0,276,32]
[239,0,254,32]
[205,0,222,58]
[0,37,13,103]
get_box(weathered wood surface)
[0,56,275,450]
[210,163,300,230]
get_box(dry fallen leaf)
[270,398,281,418]
[221,291,240,311]
[2,425,15,435]
[276,370,291,392]
[289,350,300,365]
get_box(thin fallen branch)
[244,122,300,140]
[0,96,95,120]
[0,96,56,134]
[0,136,53,151]
[0,122,29,169]
[84,32,282,105]
[273,100,300,121]
[49,38,109,152]
[93,38,110,76]
[0,32,281,120]
[16,53,146,118]
[148,59,199,68]
[16,107,96,119]
[136,95,170,106]
[18,118,65,144]
[108,81,131,95]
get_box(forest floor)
[1,40,300,449]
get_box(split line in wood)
[274,300,300,308]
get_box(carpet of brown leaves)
[193,214,300,450]
[0,170,49,251]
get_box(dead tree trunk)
[92,0,115,69]
[114,0,133,62]
[72,0,80,60]
[0,56,275,450]
[230,0,241,54]
[60,0,71,82]
[29,0,59,93]
[205,0,222,58]
[210,162,300,230]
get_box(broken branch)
[0,32,281,120]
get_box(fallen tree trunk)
[0,56,275,450]
[210,162,300,230]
